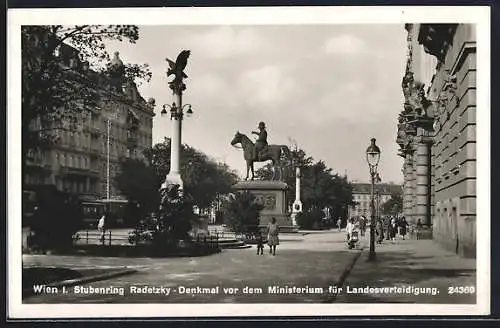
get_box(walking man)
[97,214,106,245]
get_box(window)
[69,155,73,167]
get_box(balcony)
[89,167,101,177]
[59,166,90,177]
[89,147,102,157]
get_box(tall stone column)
[166,92,184,192]
[403,157,412,220]
[404,154,415,223]
[411,152,418,223]
[414,127,433,227]
[291,167,302,227]
[164,50,191,195]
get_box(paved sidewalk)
[23,231,361,303]
[336,235,476,303]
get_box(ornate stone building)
[348,182,402,219]
[24,42,155,204]
[396,24,476,257]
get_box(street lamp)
[161,103,193,120]
[366,138,381,262]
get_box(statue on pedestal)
[230,122,291,181]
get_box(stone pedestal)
[233,180,297,232]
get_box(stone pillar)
[403,154,415,223]
[291,167,303,227]
[165,92,184,192]
[415,131,432,226]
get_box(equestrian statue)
[230,121,291,181]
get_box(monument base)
[233,180,299,233]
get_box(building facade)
[24,42,155,204]
[396,24,476,258]
[348,182,402,219]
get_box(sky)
[105,25,407,184]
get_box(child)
[256,232,264,255]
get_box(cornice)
[417,24,458,63]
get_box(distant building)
[24,36,155,207]
[397,24,476,257]
[348,182,402,219]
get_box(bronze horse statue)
[230,131,291,181]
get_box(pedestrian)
[384,216,391,240]
[416,218,423,240]
[267,217,280,256]
[390,217,397,243]
[359,216,366,236]
[399,216,409,240]
[97,214,106,244]
[346,218,355,242]
[376,218,384,244]
[256,232,264,255]
[336,218,342,232]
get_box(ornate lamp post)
[366,138,381,262]
[162,50,192,195]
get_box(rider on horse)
[252,121,268,161]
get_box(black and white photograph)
[7,6,490,318]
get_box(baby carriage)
[347,230,359,249]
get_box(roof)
[351,182,402,195]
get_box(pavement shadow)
[340,250,476,303]
[354,251,475,281]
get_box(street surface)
[23,229,476,304]
[24,230,359,303]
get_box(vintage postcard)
[7,6,490,318]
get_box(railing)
[72,230,219,249]
[408,225,433,240]
[207,225,267,240]
[72,230,125,246]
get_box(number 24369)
[448,286,475,294]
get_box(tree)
[22,25,151,186]
[128,184,197,247]
[223,191,264,237]
[29,185,84,251]
[144,140,239,210]
[381,193,403,216]
[114,158,160,225]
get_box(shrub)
[28,185,84,251]
[223,191,263,236]
[296,208,324,230]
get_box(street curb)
[325,247,363,303]
[23,268,137,298]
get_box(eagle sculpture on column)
[166,50,191,79]
[165,50,191,94]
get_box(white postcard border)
[7,6,491,318]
